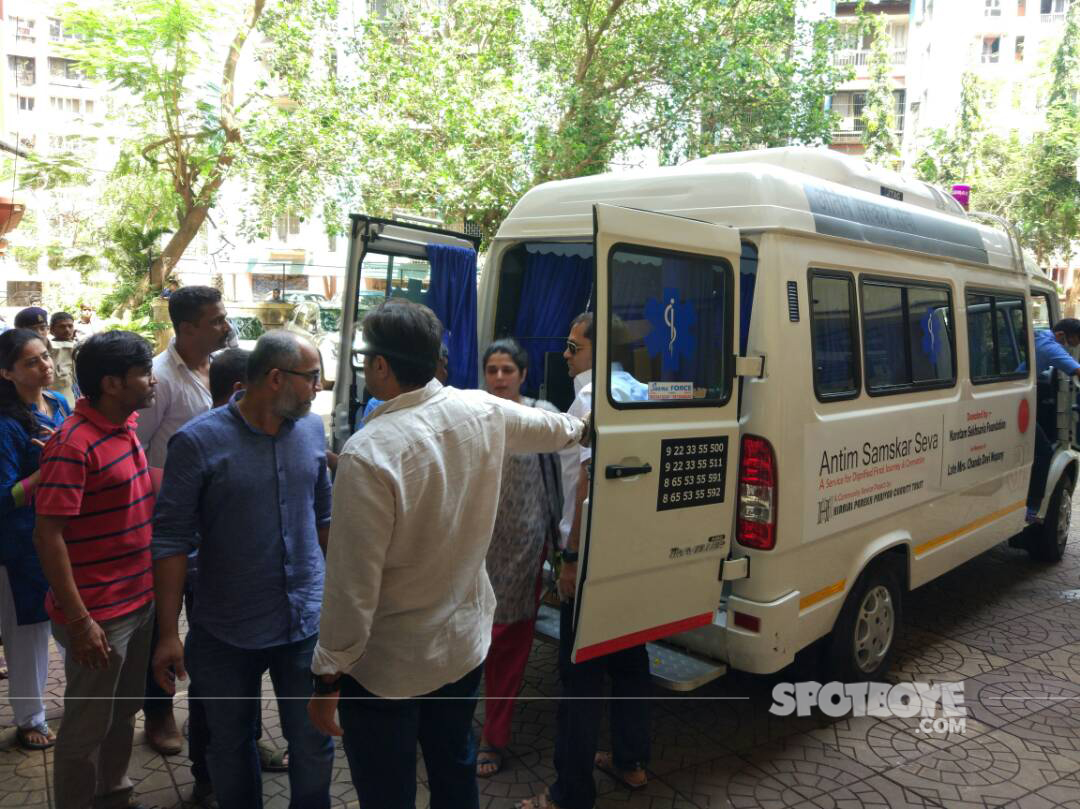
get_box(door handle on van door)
[605,462,653,479]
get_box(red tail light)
[736,434,777,550]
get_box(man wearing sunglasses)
[150,330,335,809]
[532,311,650,809]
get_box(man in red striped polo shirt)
[33,331,158,809]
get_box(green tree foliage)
[350,0,851,237]
[93,148,183,317]
[348,0,534,241]
[914,72,988,187]
[646,0,849,165]
[530,0,850,180]
[860,13,898,167]
[0,147,99,276]
[234,0,364,240]
[62,0,263,290]
[45,0,854,275]
[1006,2,1080,264]
[529,0,679,181]
[62,0,347,295]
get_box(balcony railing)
[835,48,907,67]
[1042,12,1067,22]
[832,126,904,141]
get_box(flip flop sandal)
[16,723,56,750]
[258,741,289,772]
[517,791,563,809]
[594,751,647,790]
[476,746,504,778]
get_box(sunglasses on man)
[275,368,322,384]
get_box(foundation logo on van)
[769,680,967,735]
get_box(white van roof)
[496,147,1041,277]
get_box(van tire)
[824,560,901,682]
[1029,475,1073,563]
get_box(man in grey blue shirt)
[1027,319,1080,523]
[150,331,334,809]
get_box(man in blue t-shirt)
[1027,319,1080,522]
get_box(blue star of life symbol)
[644,288,696,372]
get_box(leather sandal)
[476,746,504,778]
[517,791,563,809]
[595,751,647,789]
[16,722,55,750]
[258,741,289,772]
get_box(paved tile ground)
[2,519,1079,808]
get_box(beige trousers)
[51,602,154,809]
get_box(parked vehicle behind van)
[332,148,1077,685]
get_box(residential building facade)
[0,0,356,314]
[827,0,912,159]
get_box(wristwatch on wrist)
[559,549,579,564]
[311,674,342,695]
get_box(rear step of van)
[534,603,727,692]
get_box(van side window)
[1031,291,1052,331]
[809,272,858,399]
[861,279,955,394]
[966,291,1029,382]
[606,245,732,406]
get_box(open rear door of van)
[570,203,743,663]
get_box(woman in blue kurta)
[0,328,70,749]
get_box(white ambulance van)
[332,148,1077,684]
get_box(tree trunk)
[151,205,211,288]
[149,0,266,290]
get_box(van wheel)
[824,561,901,682]
[1029,475,1073,563]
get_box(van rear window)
[861,279,955,394]
[966,291,1029,382]
[606,245,732,406]
[809,272,858,399]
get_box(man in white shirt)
[528,311,651,809]
[48,312,80,407]
[558,313,646,547]
[75,305,99,341]
[135,285,230,757]
[307,300,587,809]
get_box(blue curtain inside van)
[425,243,478,388]
[513,250,593,398]
[739,243,758,355]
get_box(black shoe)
[191,781,216,807]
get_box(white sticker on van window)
[648,381,694,401]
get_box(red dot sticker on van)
[1018,398,1030,434]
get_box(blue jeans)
[182,587,210,786]
[550,602,651,809]
[338,665,482,809]
[185,624,333,809]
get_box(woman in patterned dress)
[477,339,563,778]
